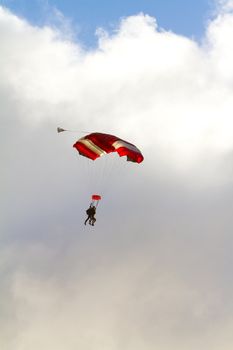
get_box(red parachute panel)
[73,133,144,163]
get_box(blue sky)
[1,0,214,46]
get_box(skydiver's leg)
[84,216,90,225]
[89,215,93,225]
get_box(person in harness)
[84,204,96,226]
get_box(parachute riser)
[91,200,100,208]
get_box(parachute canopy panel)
[73,133,144,163]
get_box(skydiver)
[84,204,96,226]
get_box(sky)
[0,0,214,46]
[1,0,233,349]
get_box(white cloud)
[215,0,233,13]
[1,2,233,349]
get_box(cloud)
[215,0,233,13]
[1,2,233,349]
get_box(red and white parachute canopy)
[73,133,144,163]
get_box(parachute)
[73,133,144,163]
[58,128,144,209]
[92,194,102,201]
[57,127,66,133]
[91,194,101,207]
